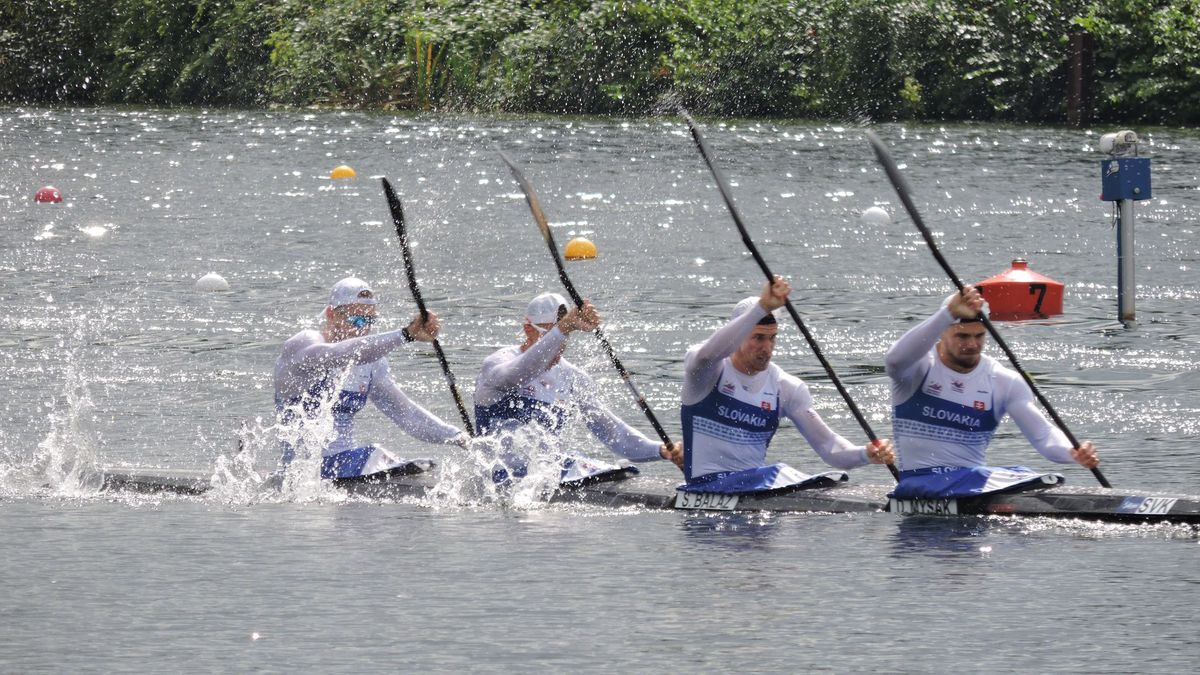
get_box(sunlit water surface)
[2,108,1199,672]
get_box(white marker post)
[1098,131,1151,324]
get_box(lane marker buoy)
[35,186,63,203]
[196,272,231,292]
[330,165,356,179]
[564,237,597,260]
[861,206,890,225]
[977,259,1063,320]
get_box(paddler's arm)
[572,367,667,462]
[477,327,568,395]
[681,300,775,405]
[479,301,598,394]
[291,311,439,372]
[885,288,984,386]
[781,375,881,469]
[369,361,466,444]
[1004,373,1099,467]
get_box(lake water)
[2,107,1198,672]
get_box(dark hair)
[757,314,777,326]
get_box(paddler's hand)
[947,285,985,321]
[866,438,895,465]
[406,311,440,342]
[557,300,600,334]
[759,275,790,313]
[659,441,684,469]
[1070,441,1099,469]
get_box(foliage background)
[1,0,1196,123]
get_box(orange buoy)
[35,186,63,203]
[564,237,597,260]
[330,165,356,179]
[976,259,1063,320]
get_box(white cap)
[328,277,377,308]
[525,292,568,324]
[730,296,778,323]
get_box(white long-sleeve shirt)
[274,328,461,456]
[473,327,662,462]
[883,306,1073,470]
[682,304,869,470]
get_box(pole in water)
[1098,130,1150,325]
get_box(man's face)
[333,302,378,339]
[733,323,777,375]
[939,323,986,371]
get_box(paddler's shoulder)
[281,328,326,350]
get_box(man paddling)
[473,292,683,482]
[680,276,895,493]
[274,277,467,479]
[884,285,1100,498]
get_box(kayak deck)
[96,466,1200,524]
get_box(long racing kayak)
[95,465,1200,524]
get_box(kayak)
[95,463,1200,524]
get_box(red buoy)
[976,259,1063,320]
[34,186,63,203]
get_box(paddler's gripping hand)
[557,300,600,334]
[1070,441,1100,469]
[866,439,895,465]
[759,275,790,312]
[406,311,440,342]
[659,441,684,470]
[947,285,985,321]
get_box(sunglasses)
[346,315,376,329]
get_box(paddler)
[473,292,683,482]
[680,276,895,492]
[884,285,1100,498]
[274,277,467,479]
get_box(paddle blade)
[864,130,915,203]
[381,177,408,242]
[498,151,555,246]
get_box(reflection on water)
[889,516,996,559]
[678,512,784,552]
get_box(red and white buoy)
[34,186,63,203]
[977,259,1063,320]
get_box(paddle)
[864,129,1111,488]
[381,177,476,436]
[497,151,675,448]
[681,111,899,481]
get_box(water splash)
[31,357,100,496]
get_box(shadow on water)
[888,516,995,559]
[677,512,784,552]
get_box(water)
[2,108,1199,672]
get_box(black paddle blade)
[381,177,408,243]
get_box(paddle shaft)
[865,130,1111,488]
[498,151,674,447]
[381,177,476,436]
[683,112,898,481]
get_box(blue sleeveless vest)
[680,364,780,481]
